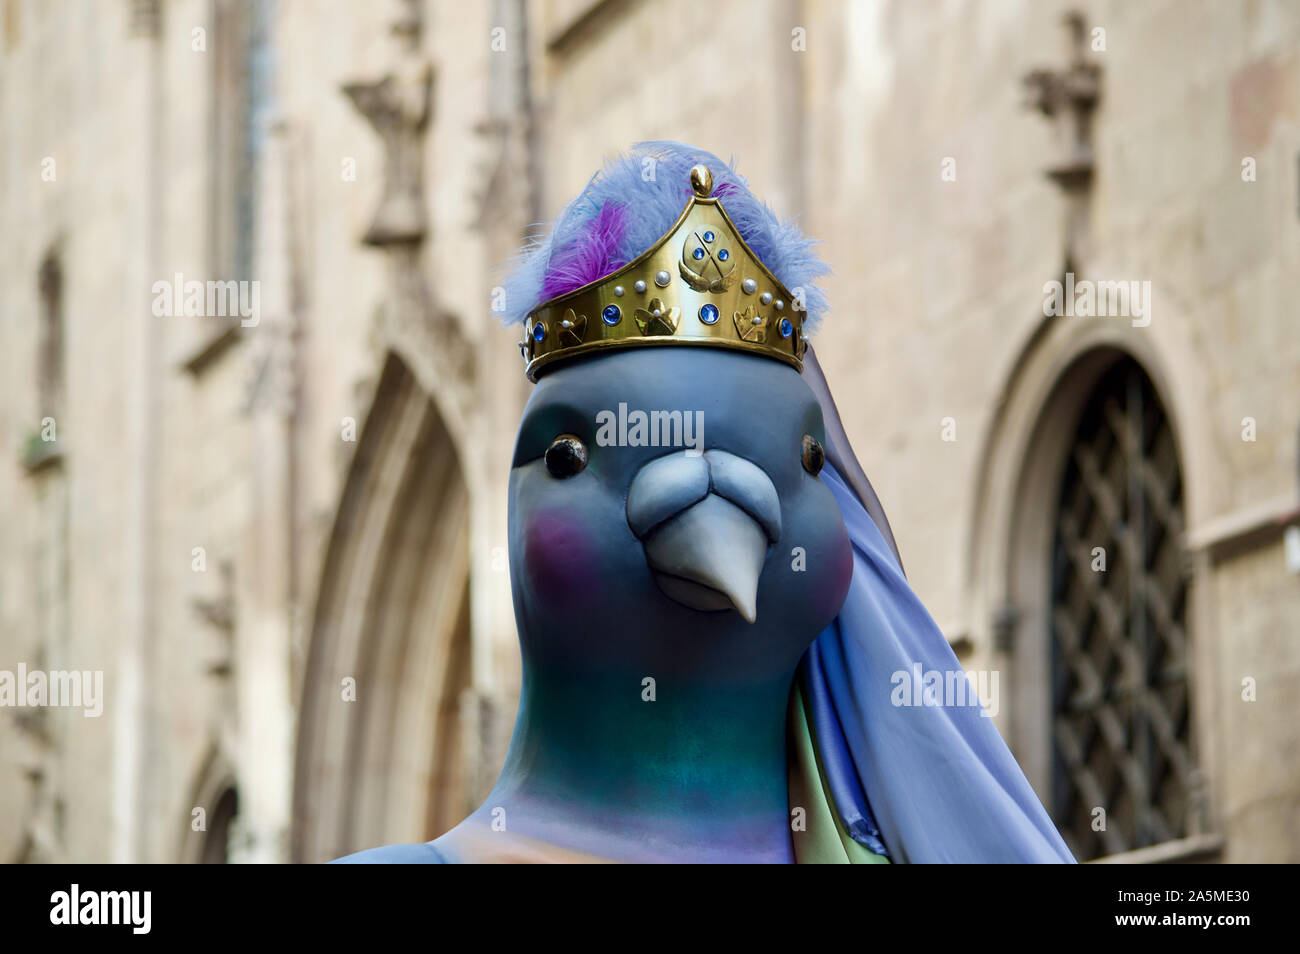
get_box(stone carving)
[1023,11,1103,267]
[341,0,477,428]
[1023,11,1101,191]
[342,0,433,248]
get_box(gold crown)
[520,164,808,381]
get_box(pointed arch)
[964,297,1218,861]
[291,353,473,862]
[179,738,239,864]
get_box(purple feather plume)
[497,142,830,336]
[541,201,631,300]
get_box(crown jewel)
[520,165,808,381]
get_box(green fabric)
[787,679,890,864]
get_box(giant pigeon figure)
[337,142,1074,863]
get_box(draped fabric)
[787,679,890,864]
[791,461,1075,862]
[793,348,1074,863]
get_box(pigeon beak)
[627,449,781,624]
[642,494,768,623]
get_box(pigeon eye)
[545,434,588,478]
[801,435,825,475]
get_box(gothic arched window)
[1048,356,1194,860]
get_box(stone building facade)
[1,0,1297,863]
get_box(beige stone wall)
[1208,539,1300,863]
[1,0,1297,862]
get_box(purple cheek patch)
[524,510,597,610]
[811,530,855,620]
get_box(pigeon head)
[509,346,852,683]
[502,142,841,685]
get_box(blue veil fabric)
[799,347,1074,863]
[801,462,1075,863]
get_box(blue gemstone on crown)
[779,317,793,338]
[703,230,715,243]
[699,303,719,324]
[601,304,621,326]
[718,249,729,261]
[533,322,546,341]
[692,247,705,260]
